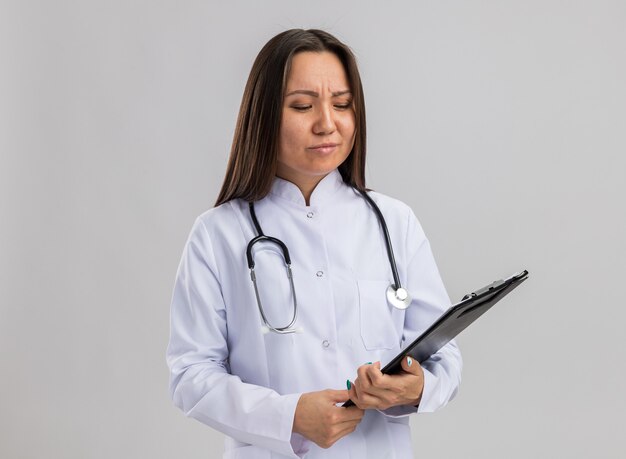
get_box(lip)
[307,143,339,154]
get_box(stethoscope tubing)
[246,188,411,334]
[247,202,299,333]
[357,189,403,293]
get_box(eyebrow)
[284,89,352,97]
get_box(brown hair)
[215,29,367,206]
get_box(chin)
[308,167,338,178]
[308,159,345,175]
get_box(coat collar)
[269,169,345,207]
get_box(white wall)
[1,1,624,457]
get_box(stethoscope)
[246,189,412,334]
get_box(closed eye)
[291,105,312,112]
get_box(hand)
[348,356,424,410]
[292,389,365,449]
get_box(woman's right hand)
[292,389,365,449]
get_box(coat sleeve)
[381,209,463,417]
[166,218,310,458]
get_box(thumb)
[401,355,420,375]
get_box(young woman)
[167,29,462,459]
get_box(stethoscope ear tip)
[294,327,305,334]
[261,326,270,335]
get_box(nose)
[313,104,336,135]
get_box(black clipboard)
[342,270,529,408]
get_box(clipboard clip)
[462,279,505,301]
[461,271,528,301]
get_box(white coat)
[166,170,462,458]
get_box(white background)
[1,1,625,458]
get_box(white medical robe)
[167,169,462,458]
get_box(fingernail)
[366,362,372,365]
[407,356,413,367]
[346,379,352,390]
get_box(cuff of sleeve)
[282,393,311,458]
[290,432,311,457]
[378,403,418,418]
[416,366,438,413]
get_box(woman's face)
[277,51,356,193]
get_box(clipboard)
[342,270,529,408]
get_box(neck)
[297,183,317,206]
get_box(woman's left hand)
[347,356,424,410]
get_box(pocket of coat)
[357,279,399,350]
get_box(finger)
[364,363,394,391]
[356,363,373,388]
[350,378,364,407]
[347,379,368,407]
[326,389,350,403]
[340,409,365,422]
[349,379,363,407]
[356,362,387,392]
[352,379,388,409]
[346,383,371,415]
[334,408,365,424]
[347,381,358,404]
[353,374,396,406]
[354,376,390,399]
[337,388,363,414]
[356,372,414,409]
[358,392,388,410]
[345,405,365,417]
[400,355,422,376]
[336,416,362,430]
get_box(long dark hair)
[215,29,367,206]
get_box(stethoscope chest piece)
[387,285,411,310]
